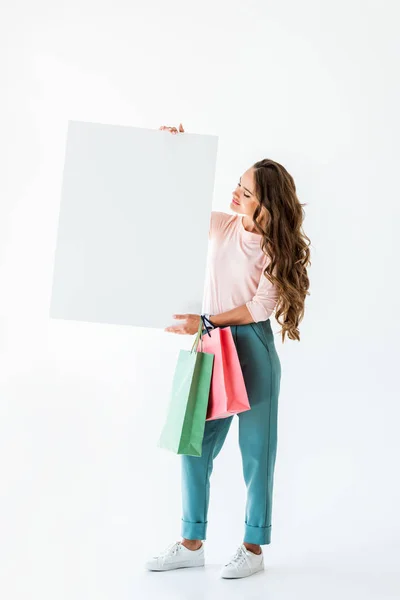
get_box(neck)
[242,215,261,234]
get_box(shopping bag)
[198,325,251,420]
[158,319,214,456]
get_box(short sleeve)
[245,260,279,323]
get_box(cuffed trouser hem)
[244,523,272,545]
[181,518,207,541]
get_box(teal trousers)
[181,319,281,546]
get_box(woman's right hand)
[159,123,185,134]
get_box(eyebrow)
[239,176,254,196]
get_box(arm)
[209,304,254,327]
[210,263,279,327]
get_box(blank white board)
[49,121,218,330]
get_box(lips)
[232,198,240,205]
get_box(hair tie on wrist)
[201,314,213,337]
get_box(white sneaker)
[145,541,205,571]
[220,544,264,579]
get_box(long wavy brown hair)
[250,159,311,342]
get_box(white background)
[1,1,399,599]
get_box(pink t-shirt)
[201,211,279,323]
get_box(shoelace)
[225,545,248,567]
[159,541,182,558]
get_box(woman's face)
[230,168,259,216]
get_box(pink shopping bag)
[197,326,251,421]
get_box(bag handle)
[190,314,215,354]
[190,317,205,354]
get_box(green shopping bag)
[158,318,214,457]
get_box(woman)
[146,123,311,578]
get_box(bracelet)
[201,314,216,332]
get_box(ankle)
[243,542,261,555]
[181,538,202,550]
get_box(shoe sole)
[146,559,205,571]
[220,564,264,579]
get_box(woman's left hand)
[164,314,201,335]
